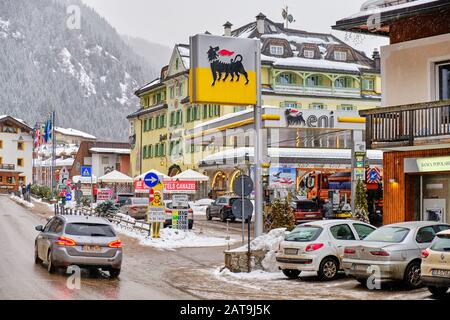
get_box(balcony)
[274,84,361,98]
[360,100,450,150]
[0,164,16,171]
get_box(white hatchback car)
[276,220,376,281]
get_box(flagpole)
[50,111,56,197]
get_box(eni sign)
[417,156,450,173]
[189,34,259,106]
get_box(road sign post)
[144,173,164,238]
[81,166,93,208]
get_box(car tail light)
[370,250,390,257]
[55,236,76,246]
[344,248,356,254]
[224,205,232,209]
[165,209,172,214]
[305,243,324,252]
[421,250,430,259]
[108,240,123,248]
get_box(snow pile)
[10,195,35,208]
[214,267,284,281]
[114,223,236,250]
[115,212,136,223]
[230,228,289,272]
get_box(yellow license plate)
[83,245,101,252]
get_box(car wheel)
[318,257,339,281]
[230,217,236,223]
[428,286,449,297]
[34,246,42,265]
[109,268,121,279]
[206,209,212,221]
[47,251,57,274]
[404,261,422,288]
[282,269,301,279]
[220,210,227,222]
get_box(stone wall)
[224,249,268,273]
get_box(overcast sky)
[81,0,388,56]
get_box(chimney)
[223,21,233,37]
[372,49,381,70]
[256,12,266,34]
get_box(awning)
[98,170,133,184]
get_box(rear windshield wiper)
[90,233,107,237]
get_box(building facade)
[128,13,382,180]
[334,0,450,224]
[0,116,33,192]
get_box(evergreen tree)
[353,179,370,223]
[267,196,295,231]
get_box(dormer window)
[304,50,315,59]
[334,51,347,61]
[270,45,284,56]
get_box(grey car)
[342,221,450,288]
[120,197,149,220]
[34,215,123,278]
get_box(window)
[17,158,24,167]
[0,140,2,149]
[285,226,323,242]
[304,49,315,59]
[309,103,326,110]
[143,146,148,159]
[234,106,246,113]
[338,104,355,111]
[169,86,174,99]
[148,118,153,130]
[276,73,296,85]
[364,227,410,243]
[270,45,284,56]
[353,224,376,240]
[306,75,322,87]
[334,51,347,61]
[176,83,183,97]
[65,223,116,237]
[203,105,208,119]
[101,156,109,165]
[362,79,375,91]
[335,77,352,88]
[416,226,436,244]
[430,234,450,252]
[330,224,356,240]
[280,101,298,109]
[437,62,450,100]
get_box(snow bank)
[10,195,35,208]
[230,228,289,272]
[113,223,236,250]
[214,267,284,281]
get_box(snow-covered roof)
[89,147,130,155]
[348,0,439,19]
[201,147,383,163]
[137,78,161,93]
[172,169,210,182]
[98,170,133,183]
[35,157,74,167]
[177,45,190,69]
[261,55,368,72]
[135,169,170,181]
[0,115,32,129]
[55,127,96,140]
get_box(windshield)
[132,198,149,205]
[65,223,116,237]
[285,226,322,242]
[431,235,450,252]
[364,226,410,243]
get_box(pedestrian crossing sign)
[81,166,92,177]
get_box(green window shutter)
[203,105,208,119]
[143,146,147,159]
[148,145,152,158]
[187,108,191,122]
[170,112,174,126]
[162,143,166,156]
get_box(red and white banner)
[135,179,197,194]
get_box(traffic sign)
[232,199,254,220]
[65,193,72,202]
[81,166,92,177]
[144,172,159,188]
[233,175,254,197]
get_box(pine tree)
[267,196,295,231]
[353,179,370,223]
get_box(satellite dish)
[288,14,294,23]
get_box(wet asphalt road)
[0,195,198,300]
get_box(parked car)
[343,221,450,288]
[115,193,135,207]
[120,197,149,219]
[163,200,194,230]
[206,196,251,222]
[291,200,323,222]
[34,215,122,278]
[276,220,376,281]
[421,229,450,297]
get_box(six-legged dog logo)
[207,46,249,86]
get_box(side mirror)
[35,225,44,232]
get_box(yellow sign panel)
[417,156,450,173]
[190,34,259,106]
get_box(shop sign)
[285,108,335,128]
[190,34,259,106]
[164,180,197,194]
[97,188,112,204]
[269,167,296,189]
[417,156,450,173]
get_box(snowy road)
[0,194,443,300]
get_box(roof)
[0,115,32,131]
[98,170,133,183]
[126,103,168,120]
[55,127,96,140]
[89,147,130,155]
[58,215,112,225]
[134,78,164,96]
[437,229,450,236]
[172,169,210,181]
[382,221,450,229]
[333,0,449,36]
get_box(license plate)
[284,248,299,255]
[432,269,450,277]
[305,214,317,218]
[352,264,369,271]
[83,245,101,252]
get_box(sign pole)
[254,44,263,237]
[241,171,245,244]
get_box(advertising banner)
[269,167,296,189]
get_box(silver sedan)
[34,215,123,278]
[342,221,450,288]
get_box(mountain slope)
[0,0,158,141]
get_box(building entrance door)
[414,174,450,223]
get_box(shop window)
[7,176,15,184]
[17,158,24,167]
[270,45,284,56]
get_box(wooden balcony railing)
[0,164,16,171]
[360,100,450,148]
